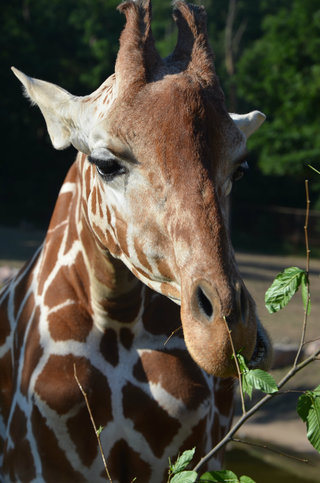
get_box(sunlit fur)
[1,1,271,481]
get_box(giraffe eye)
[232,161,249,182]
[88,156,127,181]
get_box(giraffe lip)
[248,329,267,369]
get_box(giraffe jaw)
[248,321,272,370]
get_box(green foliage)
[200,470,255,482]
[168,450,256,483]
[169,448,196,475]
[265,267,310,314]
[297,385,320,453]
[170,471,198,483]
[237,0,320,187]
[2,0,319,225]
[236,353,278,399]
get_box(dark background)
[1,0,320,253]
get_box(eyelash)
[232,162,249,182]
[88,156,127,181]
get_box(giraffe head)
[11,0,271,377]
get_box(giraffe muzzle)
[181,276,266,377]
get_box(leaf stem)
[223,316,246,415]
[230,437,309,463]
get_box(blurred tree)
[1,0,318,230]
[0,0,124,226]
[236,0,320,205]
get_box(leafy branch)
[190,179,320,477]
[167,448,255,483]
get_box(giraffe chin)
[181,313,272,378]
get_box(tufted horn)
[115,0,162,94]
[171,1,217,87]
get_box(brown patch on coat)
[134,237,153,273]
[97,187,104,217]
[120,327,134,350]
[44,252,91,313]
[48,191,74,232]
[0,292,10,345]
[91,185,97,216]
[35,354,111,416]
[3,404,36,481]
[100,328,119,366]
[63,214,80,256]
[163,417,209,481]
[210,412,229,464]
[133,349,210,411]
[0,350,13,423]
[20,307,43,397]
[37,231,64,295]
[213,376,234,417]
[156,258,175,281]
[108,438,152,482]
[99,285,142,323]
[66,405,99,468]
[114,215,130,258]
[48,302,92,342]
[122,382,181,458]
[85,164,92,201]
[142,293,181,337]
[13,269,34,321]
[31,405,86,482]
[14,291,35,362]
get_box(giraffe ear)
[230,111,266,138]
[11,67,91,154]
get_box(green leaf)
[297,385,320,453]
[265,267,305,313]
[244,369,278,398]
[239,476,256,483]
[170,448,196,475]
[170,470,198,483]
[236,353,278,399]
[199,470,239,482]
[301,273,311,315]
[96,426,103,437]
[236,353,249,374]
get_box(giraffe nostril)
[196,286,213,319]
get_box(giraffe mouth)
[247,326,270,369]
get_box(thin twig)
[223,316,246,415]
[230,437,309,463]
[303,336,320,346]
[294,180,311,367]
[164,326,182,346]
[74,363,112,482]
[193,347,320,472]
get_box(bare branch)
[74,363,112,482]
[230,437,309,463]
[164,326,182,346]
[294,180,311,367]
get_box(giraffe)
[0,1,272,481]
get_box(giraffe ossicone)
[2,1,271,481]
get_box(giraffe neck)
[0,153,234,483]
[43,153,146,333]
